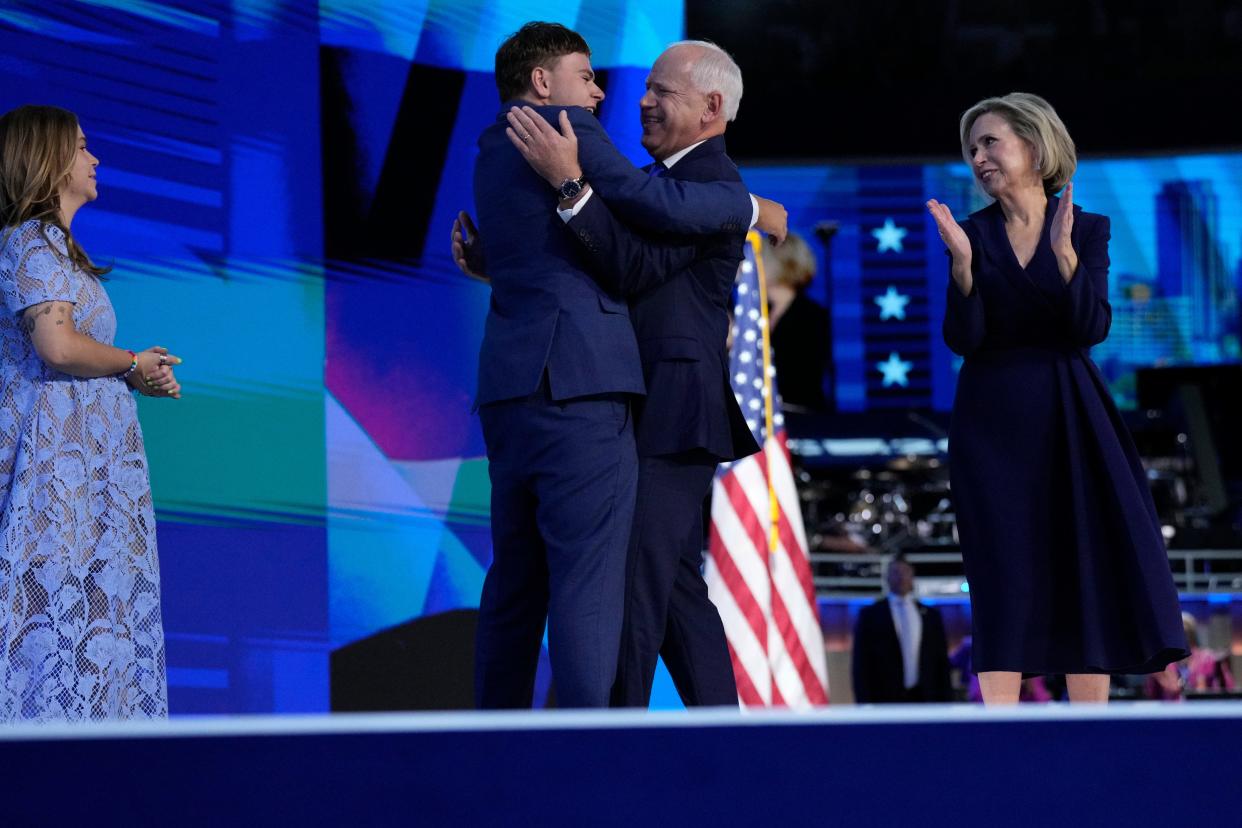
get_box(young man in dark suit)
[505,41,768,707]
[851,556,953,704]
[469,23,784,709]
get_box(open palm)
[927,199,971,263]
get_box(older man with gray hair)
[502,38,766,708]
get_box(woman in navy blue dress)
[926,93,1187,704]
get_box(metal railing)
[810,550,1242,598]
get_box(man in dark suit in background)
[469,23,783,709]
[505,40,764,707]
[852,556,953,704]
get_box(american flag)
[704,231,830,708]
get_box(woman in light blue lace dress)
[0,105,183,721]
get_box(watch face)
[559,178,582,199]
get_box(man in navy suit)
[504,40,764,707]
[851,556,953,704]
[470,23,783,709]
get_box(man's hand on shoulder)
[451,211,489,282]
[506,106,583,189]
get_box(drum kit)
[794,418,1231,561]
[796,454,956,557]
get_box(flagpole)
[747,231,781,555]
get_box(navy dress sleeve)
[1059,214,1112,346]
[942,219,986,356]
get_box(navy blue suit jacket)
[473,105,754,407]
[566,136,760,461]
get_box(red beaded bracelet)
[120,350,138,380]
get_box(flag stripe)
[707,525,767,655]
[726,639,765,706]
[706,481,771,697]
[770,569,828,703]
[769,674,787,708]
[717,461,773,601]
[709,561,769,698]
[770,438,819,604]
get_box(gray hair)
[665,40,744,121]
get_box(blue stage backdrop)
[2,3,1238,715]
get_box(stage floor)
[4,703,1238,825]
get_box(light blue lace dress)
[0,220,167,721]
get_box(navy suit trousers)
[610,451,738,708]
[476,382,636,709]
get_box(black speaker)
[330,609,478,712]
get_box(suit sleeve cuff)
[557,188,594,223]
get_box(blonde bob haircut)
[959,92,1076,196]
[762,231,816,290]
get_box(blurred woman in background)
[762,231,830,410]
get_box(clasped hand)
[128,346,183,399]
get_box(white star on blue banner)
[871,218,908,253]
[876,351,913,387]
[874,285,910,320]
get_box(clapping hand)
[926,199,971,263]
[130,346,182,399]
[1050,181,1078,281]
[926,199,973,295]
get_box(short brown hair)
[494,22,590,103]
[959,92,1076,196]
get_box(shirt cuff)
[557,189,594,223]
[749,195,759,230]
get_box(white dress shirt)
[888,593,922,689]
